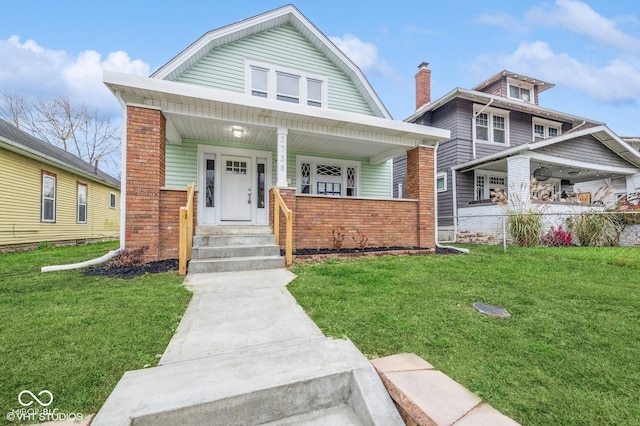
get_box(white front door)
[220,155,252,221]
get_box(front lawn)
[289,246,640,426]
[0,242,191,421]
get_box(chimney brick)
[415,62,431,110]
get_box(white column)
[277,127,288,188]
[507,155,531,207]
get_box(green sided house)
[0,118,120,251]
[103,5,449,267]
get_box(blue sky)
[2,0,640,137]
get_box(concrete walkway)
[92,269,402,425]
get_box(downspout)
[41,91,128,272]
[451,168,458,242]
[472,99,494,159]
[434,144,468,253]
[116,91,127,251]
[564,120,586,134]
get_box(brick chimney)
[415,62,431,110]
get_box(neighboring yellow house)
[0,118,120,251]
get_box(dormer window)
[246,60,327,107]
[507,78,534,103]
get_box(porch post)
[406,146,436,248]
[507,155,531,206]
[277,127,288,187]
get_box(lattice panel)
[316,164,341,177]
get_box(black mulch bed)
[287,245,463,256]
[84,259,178,279]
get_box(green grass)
[0,242,191,419]
[289,246,640,426]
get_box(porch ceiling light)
[232,128,243,138]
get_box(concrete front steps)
[92,337,403,426]
[189,226,285,273]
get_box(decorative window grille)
[346,167,356,196]
[300,163,311,194]
[316,164,341,176]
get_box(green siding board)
[176,25,375,116]
[165,140,391,198]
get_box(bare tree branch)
[0,93,120,173]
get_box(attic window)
[507,78,533,103]
[246,60,327,108]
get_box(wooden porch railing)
[178,182,195,276]
[272,187,293,266]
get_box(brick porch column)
[406,146,436,248]
[125,106,166,261]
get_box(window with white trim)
[41,171,56,222]
[507,78,533,103]
[109,192,117,209]
[246,60,327,107]
[475,172,507,201]
[474,105,510,145]
[532,118,562,141]
[77,182,87,224]
[296,156,359,197]
[437,172,447,192]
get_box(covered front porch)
[105,71,450,261]
[447,126,640,243]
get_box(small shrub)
[541,225,572,247]
[331,229,345,252]
[352,229,368,250]
[507,210,543,247]
[566,214,623,246]
[106,246,148,268]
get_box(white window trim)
[296,155,360,197]
[532,117,562,141]
[245,59,328,108]
[507,78,534,104]
[474,171,507,201]
[41,172,56,223]
[109,192,117,209]
[437,172,447,192]
[473,104,510,146]
[77,182,87,224]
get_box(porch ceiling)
[104,71,450,164]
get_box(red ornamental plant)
[542,225,572,247]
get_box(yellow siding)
[0,147,120,246]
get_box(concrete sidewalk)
[92,269,402,425]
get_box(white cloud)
[0,36,150,112]
[477,12,527,35]
[480,41,640,103]
[526,0,640,52]
[330,33,391,75]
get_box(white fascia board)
[452,144,532,171]
[406,88,603,126]
[0,138,120,190]
[528,152,640,175]
[104,70,450,143]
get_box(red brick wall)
[125,106,166,261]
[270,188,423,251]
[159,190,198,260]
[406,146,435,247]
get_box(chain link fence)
[439,211,640,249]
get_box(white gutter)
[41,249,120,273]
[116,91,127,251]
